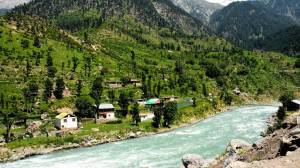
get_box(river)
[1,105,278,168]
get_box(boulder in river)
[182,154,207,168]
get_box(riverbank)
[0,97,279,163]
[207,110,300,168]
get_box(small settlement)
[52,96,179,132]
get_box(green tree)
[47,66,57,78]
[21,39,29,49]
[163,101,178,127]
[192,97,197,108]
[152,104,163,128]
[33,36,41,48]
[131,102,141,126]
[72,56,80,72]
[118,91,130,117]
[90,77,103,123]
[43,78,53,102]
[25,59,31,79]
[76,79,82,97]
[108,90,115,103]
[75,96,94,118]
[0,96,22,142]
[295,59,300,68]
[54,77,65,99]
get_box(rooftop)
[98,103,115,109]
[292,100,300,105]
[55,113,75,119]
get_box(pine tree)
[152,104,163,128]
[72,56,79,72]
[163,101,177,127]
[90,77,103,123]
[76,79,82,97]
[33,36,41,48]
[131,102,141,126]
[43,78,53,102]
[25,59,31,79]
[118,91,130,117]
[54,77,65,99]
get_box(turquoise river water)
[1,105,279,168]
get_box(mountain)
[0,8,10,15]
[263,26,300,55]
[11,0,206,35]
[209,1,296,49]
[0,0,31,9]
[266,0,300,23]
[170,0,222,24]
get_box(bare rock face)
[181,154,207,168]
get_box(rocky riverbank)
[205,110,300,168]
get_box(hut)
[97,103,116,121]
[55,113,78,130]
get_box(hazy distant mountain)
[209,1,296,49]
[0,8,9,15]
[170,0,222,24]
[0,0,31,9]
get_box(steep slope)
[170,0,222,24]
[263,26,300,55]
[11,0,205,35]
[209,1,296,49]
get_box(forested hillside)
[11,0,206,35]
[263,26,300,55]
[209,1,295,49]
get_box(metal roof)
[292,100,300,105]
[55,113,76,119]
[99,103,115,109]
[145,98,160,105]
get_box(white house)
[140,113,155,121]
[97,103,116,121]
[55,113,78,130]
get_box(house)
[97,103,116,121]
[163,96,178,102]
[140,113,155,121]
[105,80,122,89]
[290,100,300,110]
[55,113,78,130]
[129,79,142,87]
[137,99,146,106]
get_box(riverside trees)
[152,100,178,128]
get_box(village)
[0,75,189,147]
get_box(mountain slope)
[11,0,205,35]
[170,0,222,24]
[209,1,296,49]
[263,26,300,55]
